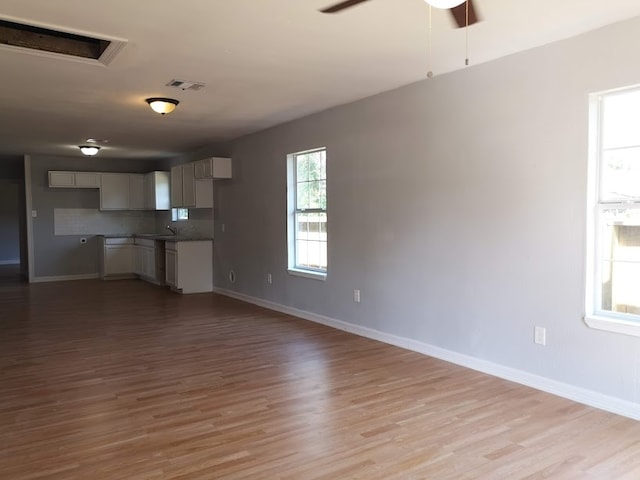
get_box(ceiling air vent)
[0,17,126,66]
[166,79,206,91]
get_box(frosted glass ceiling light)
[145,97,179,115]
[79,145,100,156]
[424,0,465,8]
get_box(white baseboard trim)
[31,273,100,283]
[0,260,19,265]
[213,287,640,421]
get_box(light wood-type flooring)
[1,279,639,479]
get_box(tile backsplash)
[54,207,214,238]
[54,208,156,235]
[157,208,214,238]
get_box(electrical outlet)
[267,273,272,285]
[354,289,361,303]
[534,326,546,346]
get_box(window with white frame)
[287,148,327,278]
[171,208,189,221]
[586,86,640,336]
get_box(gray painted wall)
[29,156,163,278]
[0,181,20,263]
[212,17,640,404]
[0,156,25,270]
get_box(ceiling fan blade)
[320,0,372,14]
[450,0,479,28]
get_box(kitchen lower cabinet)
[134,239,157,282]
[165,240,212,294]
[101,237,135,278]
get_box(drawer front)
[104,237,134,245]
[134,238,155,247]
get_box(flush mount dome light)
[145,97,179,115]
[424,0,465,8]
[79,145,100,156]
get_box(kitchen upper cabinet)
[170,165,183,207]
[129,174,145,210]
[101,173,147,210]
[144,171,170,210]
[75,172,101,188]
[100,173,129,210]
[194,157,232,179]
[49,171,100,188]
[182,162,196,207]
[49,169,169,211]
[170,163,213,208]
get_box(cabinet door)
[144,247,156,278]
[146,171,170,210]
[104,245,134,275]
[75,172,100,188]
[133,246,144,275]
[129,174,145,210]
[194,179,213,208]
[101,173,130,210]
[49,171,75,187]
[211,157,232,178]
[182,163,196,207]
[170,165,183,207]
[194,159,207,180]
[165,249,177,286]
[143,173,154,210]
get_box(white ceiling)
[1,0,639,160]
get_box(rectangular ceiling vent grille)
[0,17,126,66]
[166,79,206,91]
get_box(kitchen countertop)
[101,234,213,242]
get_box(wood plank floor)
[1,279,639,479]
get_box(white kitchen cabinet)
[193,178,213,208]
[170,163,213,208]
[165,244,177,287]
[101,237,135,278]
[182,162,196,207]
[165,240,212,294]
[170,165,183,207]
[194,157,232,179]
[101,173,147,210]
[144,171,170,210]
[48,171,100,188]
[100,173,130,210]
[49,171,75,187]
[134,238,157,281]
[75,172,101,188]
[129,174,145,210]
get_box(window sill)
[584,314,640,337]
[288,268,327,281]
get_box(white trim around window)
[585,85,640,337]
[287,147,327,280]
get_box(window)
[171,208,189,221]
[287,148,327,279]
[586,86,640,336]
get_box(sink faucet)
[167,225,177,235]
